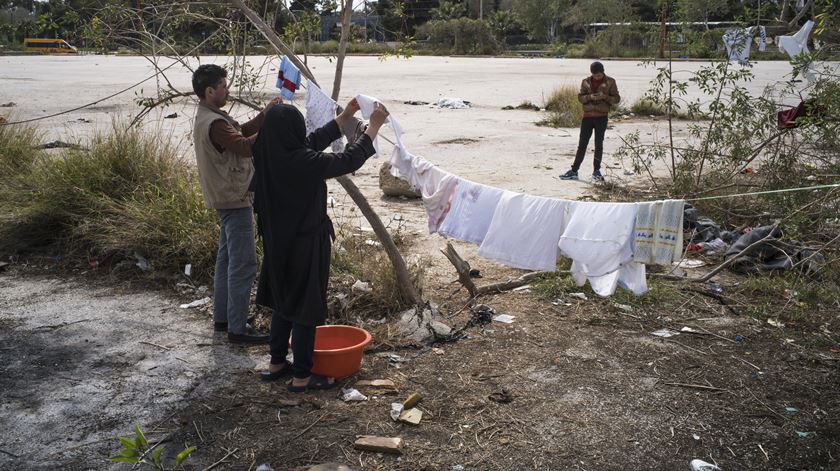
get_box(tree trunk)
[228,0,424,306]
[332,0,353,101]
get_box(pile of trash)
[682,203,823,278]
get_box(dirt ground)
[1,56,839,470]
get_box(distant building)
[320,13,383,42]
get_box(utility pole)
[659,1,668,59]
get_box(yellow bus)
[23,38,78,54]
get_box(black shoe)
[259,361,292,381]
[214,316,256,332]
[227,327,269,345]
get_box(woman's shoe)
[259,361,292,381]
[287,374,336,392]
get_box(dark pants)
[571,116,608,172]
[269,311,317,379]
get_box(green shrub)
[538,85,582,128]
[415,18,499,55]
[0,122,218,278]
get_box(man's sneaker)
[592,170,605,182]
[227,327,270,345]
[560,170,579,180]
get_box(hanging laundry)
[558,201,642,296]
[356,93,405,157]
[758,25,767,52]
[571,260,647,297]
[722,28,752,63]
[304,81,345,152]
[477,192,569,272]
[777,100,823,129]
[778,20,814,59]
[276,56,301,100]
[438,179,506,245]
[396,152,459,232]
[632,199,685,266]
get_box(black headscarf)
[252,103,307,157]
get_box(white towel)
[478,192,568,272]
[438,178,506,245]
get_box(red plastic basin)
[308,325,373,379]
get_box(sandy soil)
[1,56,838,470]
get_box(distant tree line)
[0,0,832,57]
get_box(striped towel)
[633,199,685,265]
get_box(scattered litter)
[356,379,396,389]
[390,402,404,421]
[651,329,679,338]
[488,388,513,404]
[36,140,86,150]
[0,102,16,107]
[492,314,516,324]
[692,434,701,441]
[432,347,445,355]
[511,284,531,292]
[354,436,404,455]
[689,459,721,471]
[179,297,211,309]
[623,170,634,175]
[88,260,99,269]
[469,268,482,278]
[613,303,633,312]
[795,431,812,438]
[735,335,744,342]
[675,259,706,269]
[403,392,423,409]
[767,318,785,328]
[184,264,193,277]
[705,281,723,294]
[255,465,275,471]
[680,326,703,334]
[785,406,798,413]
[164,112,178,119]
[363,239,381,247]
[569,292,588,300]
[351,280,372,293]
[404,100,429,105]
[552,298,572,306]
[340,388,368,402]
[452,466,465,471]
[398,407,423,425]
[134,253,151,271]
[434,97,471,109]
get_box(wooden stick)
[294,412,329,439]
[663,382,726,392]
[140,341,171,351]
[202,448,239,471]
[664,339,709,356]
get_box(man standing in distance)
[561,61,621,182]
[192,64,280,344]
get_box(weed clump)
[0,122,217,278]
[538,85,583,128]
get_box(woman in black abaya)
[251,99,389,392]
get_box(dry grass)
[0,121,218,279]
[538,85,583,128]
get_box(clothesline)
[686,183,840,202]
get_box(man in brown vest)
[561,61,621,182]
[192,64,281,344]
